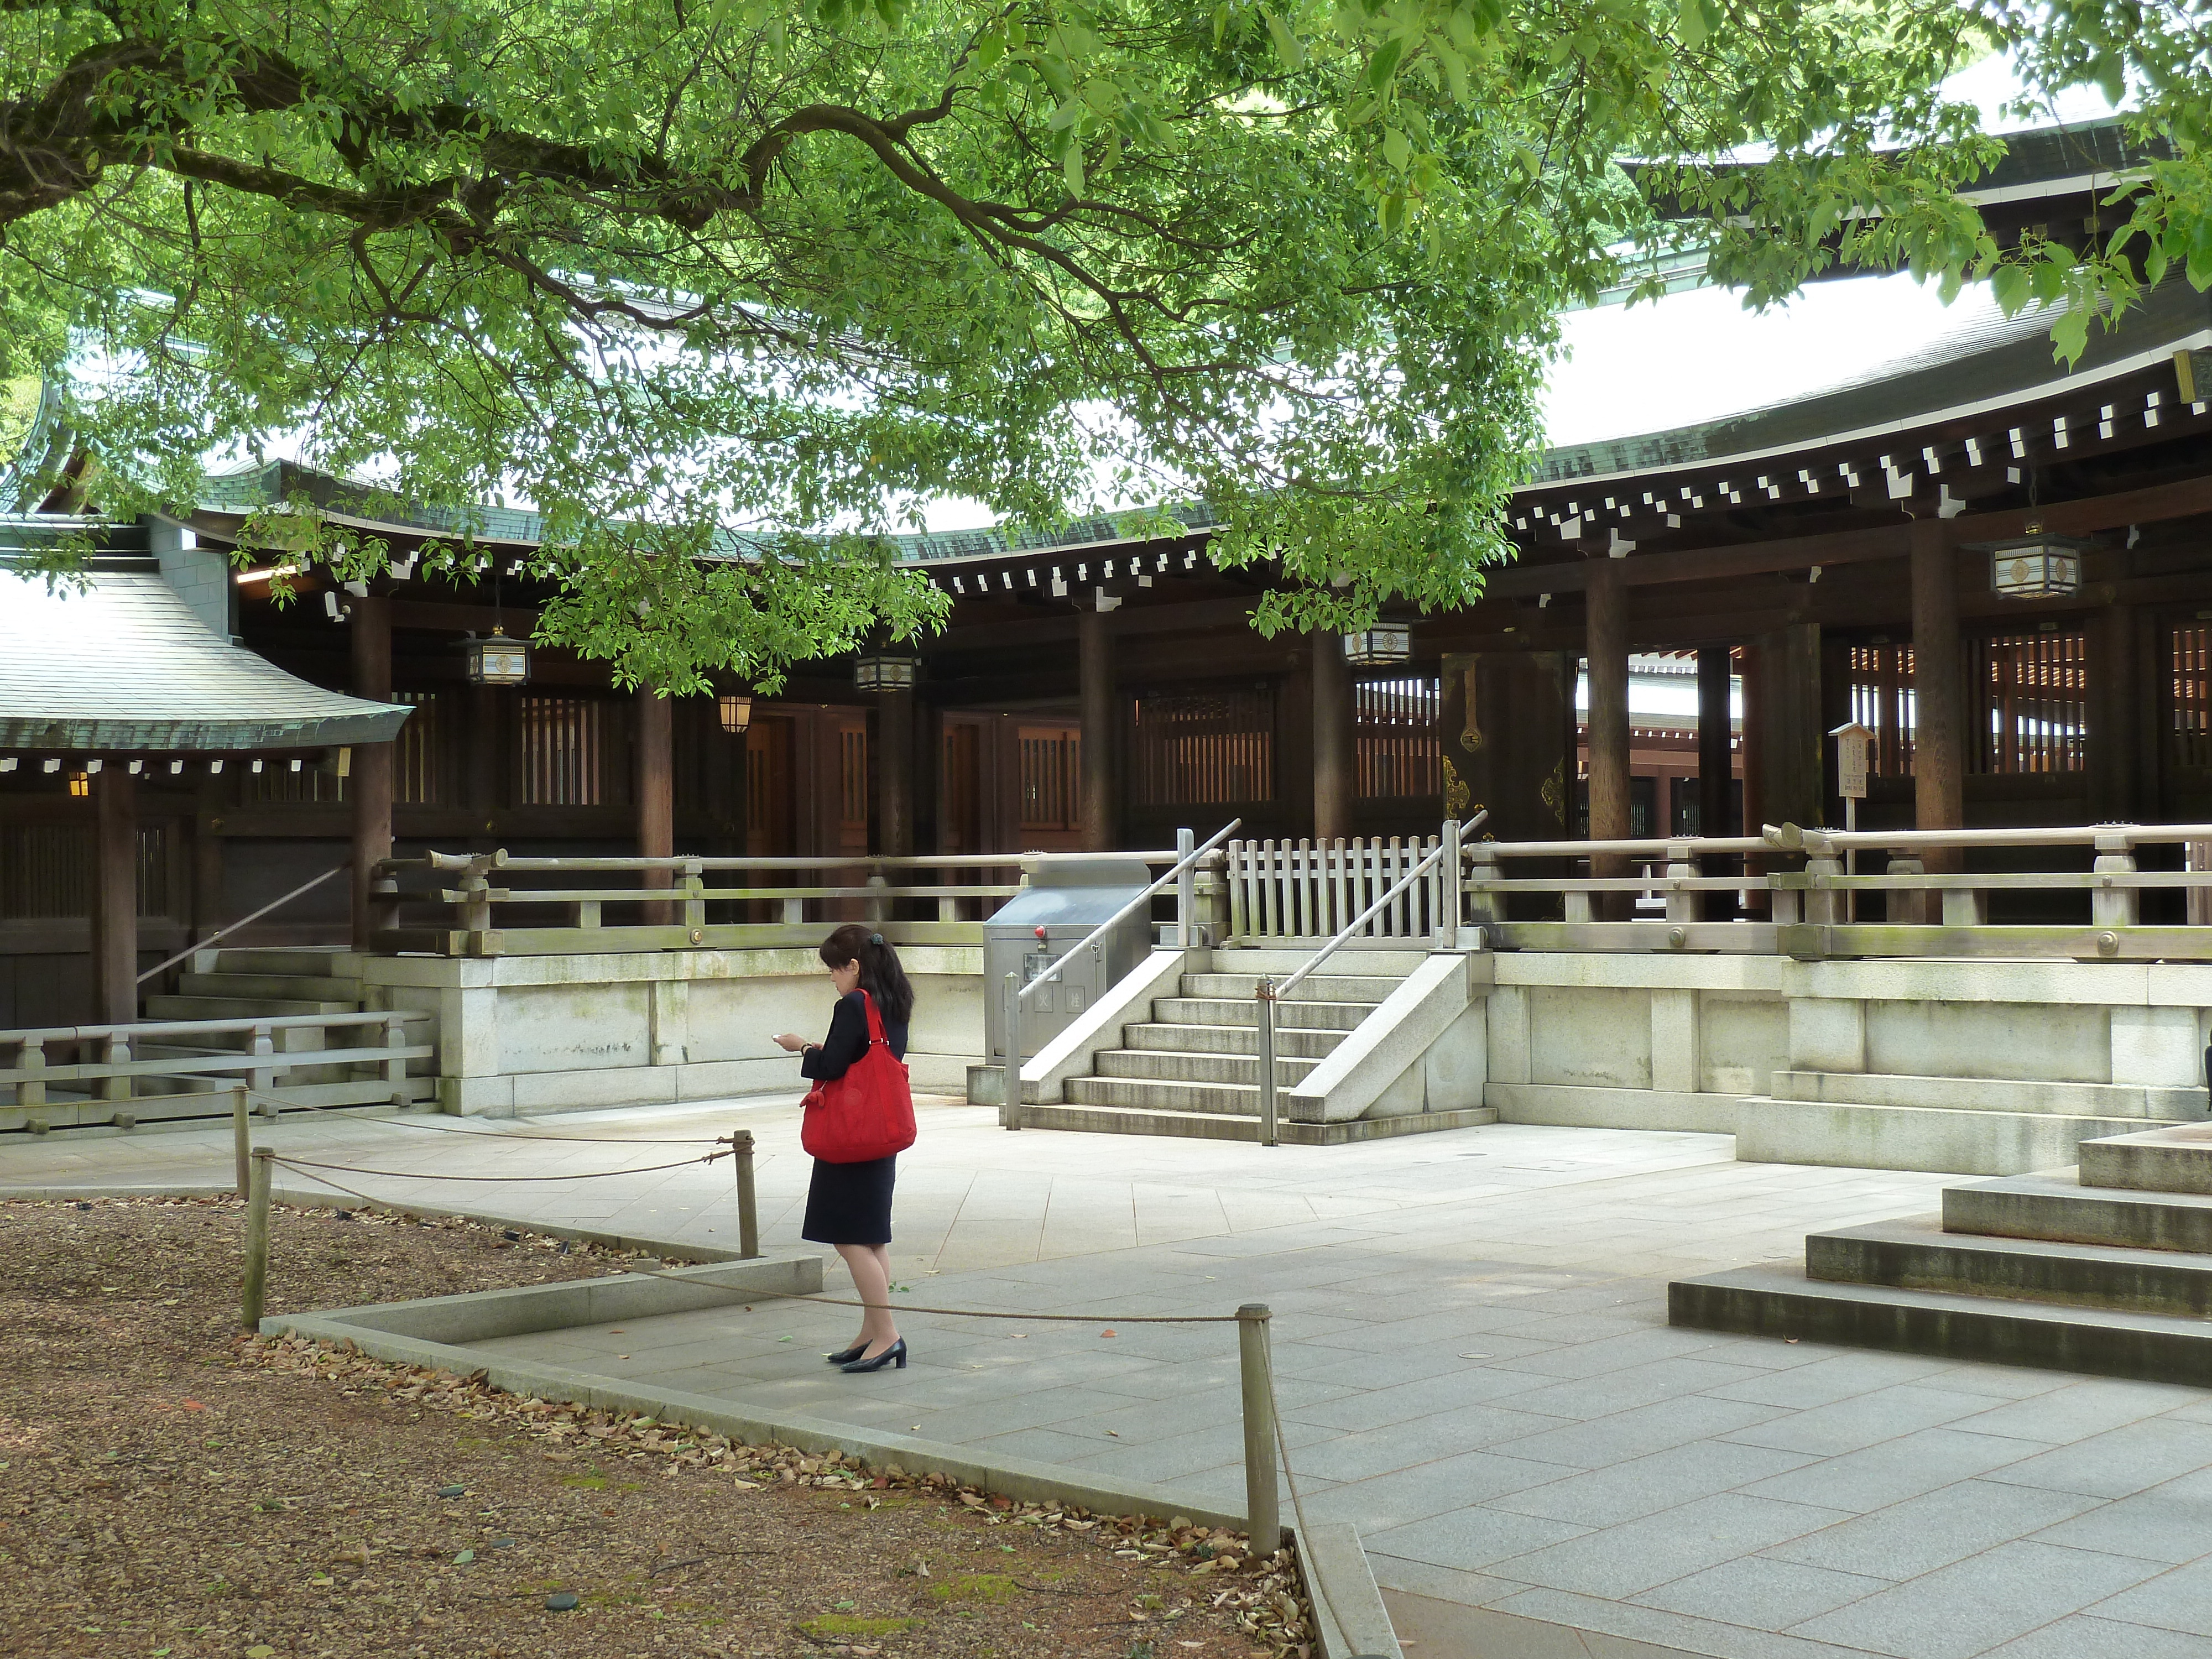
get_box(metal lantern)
[1981,525,2088,599]
[1342,622,1411,666]
[717,693,753,734]
[461,629,531,685]
[853,653,920,692]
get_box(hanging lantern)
[1342,622,1411,666]
[717,693,753,733]
[461,629,531,685]
[853,653,920,692]
[1978,525,2087,599]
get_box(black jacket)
[800,990,911,1080]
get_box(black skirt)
[801,1154,896,1246]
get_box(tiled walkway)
[14,1098,2212,1658]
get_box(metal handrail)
[1001,818,1242,1130]
[135,862,351,987]
[1249,813,1483,1147]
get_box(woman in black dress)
[773,924,913,1374]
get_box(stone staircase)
[1671,1123,2212,1382]
[138,946,371,1093]
[1023,947,1496,1145]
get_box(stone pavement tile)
[2026,1469,2212,1564]
[1948,1379,2209,1446]
[1364,1553,1530,1609]
[2078,1556,2212,1639]
[1785,1539,2167,1659]
[1482,1586,1879,1659]
[1473,1324,1763,1383]
[877,1384,1133,1442]
[1360,1506,1594,1572]
[1490,1312,1658,1346]
[1054,1417,1337,1487]
[1082,1361,1243,1402]
[1631,1556,1888,1629]
[969,1426,1125,1467]
[1280,1365,1559,1432]
[1499,1396,1791,1471]
[1737,1427,2049,1514]
[1982,1418,2212,1501]
[1272,1344,1492,1392]
[1483,1358,1771,1423]
[1054,1389,1246,1446]
[1495,1441,1818,1528]
[1978,1614,2212,1659]
[1702,1352,1966,1411]
[1721,1384,1996,1457]
[1485,1492,1853,1601]
[1302,1450,1577,1530]
[1282,1406,1584,1485]
[1911,1361,2080,1402]
[1295,1306,1570,1353]
[1761,1480,2106,1581]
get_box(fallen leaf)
[180,1400,206,1411]
[1099,1329,1117,1338]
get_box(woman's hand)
[772,1032,811,1053]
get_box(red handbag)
[800,991,917,1164]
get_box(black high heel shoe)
[825,1342,869,1366]
[840,1338,907,1374]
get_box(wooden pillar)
[637,685,674,921]
[1697,646,1735,918]
[1697,647,1734,839]
[2091,601,2141,822]
[91,766,137,1024]
[1761,622,1826,831]
[876,687,916,856]
[1738,640,1766,914]
[1910,520,1965,872]
[349,594,394,948]
[1078,609,1116,851]
[1312,630,1355,843]
[1585,561,1631,914]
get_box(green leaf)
[1382,126,1410,171]
[1367,37,1405,95]
[2052,308,2090,364]
[1676,0,1707,48]
[1063,143,1085,199]
[1263,9,1305,70]
[1990,263,2031,316]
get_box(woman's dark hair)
[820,924,915,1024]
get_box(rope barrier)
[238,1087,738,1147]
[267,1151,726,1182]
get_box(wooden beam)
[349,594,394,948]
[1911,520,1966,872]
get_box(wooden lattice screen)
[2173,624,2212,770]
[1968,630,2088,774]
[519,696,610,805]
[1018,727,1081,830]
[1129,686,1274,806]
[1846,644,1917,777]
[1356,676,1441,799]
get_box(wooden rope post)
[241,1147,273,1331]
[1237,1303,1279,1551]
[732,1129,760,1260]
[1254,979,1279,1148]
[231,1084,251,1196]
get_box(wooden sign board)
[1830,720,1872,801]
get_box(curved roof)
[0,557,410,752]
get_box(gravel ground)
[0,1198,1306,1659]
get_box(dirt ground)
[0,1197,1311,1659]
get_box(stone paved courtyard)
[14,1099,2212,1658]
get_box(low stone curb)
[1297,1520,1404,1659]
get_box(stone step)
[1206,948,1431,977]
[1771,1069,2199,1121]
[143,994,361,1021]
[1669,1264,2212,1386]
[202,947,358,977]
[176,971,364,1003]
[1734,1096,2176,1177]
[1124,1022,1347,1060]
[1019,1100,1496,1145]
[1093,1048,1322,1087]
[2078,1125,2212,1196]
[1066,1076,1260,1115]
[1179,972,1401,1004]
[1807,1216,2212,1318]
[1944,1173,2212,1255]
[1153,997,1371,1032]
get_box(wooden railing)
[368,850,1181,957]
[1225,836,1451,943]
[2,1010,434,1130]
[1464,821,2212,961]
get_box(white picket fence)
[1224,836,1446,942]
